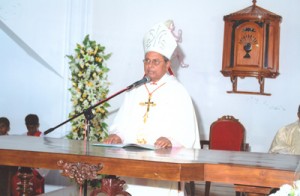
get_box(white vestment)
[109,74,200,195]
[269,120,300,155]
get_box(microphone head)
[144,76,151,83]
[127,76,151,90]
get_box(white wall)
[1,0,300,152]
[0,0,90,137]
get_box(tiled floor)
[44,184,67,193]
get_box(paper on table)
[92,143,158,150]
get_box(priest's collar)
[148,74,170,86]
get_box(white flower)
[295,181,300,189]
[270,180,300,196]
[86,47,93,54]
[83,100,89,108]
[280,184,293,194]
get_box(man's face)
[144,52,170,82]
[0,122,9,135]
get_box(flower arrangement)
[270,180,300,196]
[66,35,111,142]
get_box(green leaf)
[103,53,112,60]
[83,34,90,45]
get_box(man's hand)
[103,134,122,144]
[154,137,172,148]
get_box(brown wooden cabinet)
[221,0,282,95]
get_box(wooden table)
[0,135,299,195]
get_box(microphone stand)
[44,86,130,136]
[44,76,149,196]
[82,108,94,196]
[44,86,130,196]
[44,76,149,135]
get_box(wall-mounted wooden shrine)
[221,0,282,96]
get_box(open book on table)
[92,143,158,150]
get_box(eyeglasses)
[143,58,162,66]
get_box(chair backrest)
[209,115,245,151]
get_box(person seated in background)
[269,105,300,155]
[25,114,42,136]
[0,117,10,135]
[11,114,45,195]
[268,105,300,194]
[0,117,18,195]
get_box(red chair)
[201,115,249,196]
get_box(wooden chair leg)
[236,191,241,196]
[205,181,211,196]
[189,181,195,196]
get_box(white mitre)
[143,20,178,60]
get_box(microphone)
[127,76,150,90]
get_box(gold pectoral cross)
[139,95,156,123]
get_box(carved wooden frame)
[221,0,282,96]
[57,160,131,196]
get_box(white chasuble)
[109,74,200,195]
